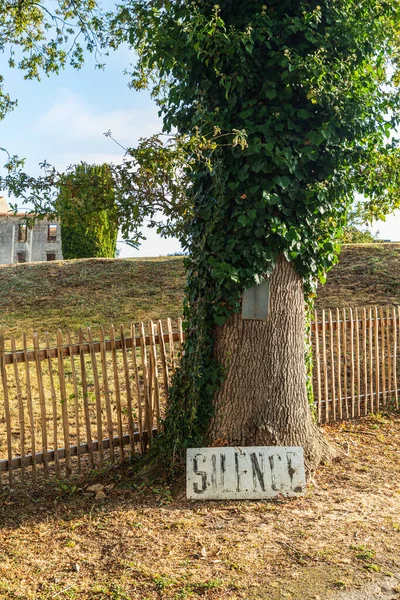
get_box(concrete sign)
[187,446,305,500]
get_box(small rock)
[72,563,80,573]
[87,484,104,493]
[95,491,106,501]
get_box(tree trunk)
[209,255,332,473]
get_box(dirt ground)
[0,413,399,600]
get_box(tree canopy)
[0,0,110,121]
[57,162,119,259]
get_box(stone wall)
[0,216,63,264]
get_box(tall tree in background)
[113,0,400,471]
[57,163,118,259]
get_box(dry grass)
[1,248,400,599]
[0,329,178,462]
[0,415,399,599]
[1,244,400,341]
[0,257,185,339]
[316,243,400,308]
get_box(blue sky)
[0,45,183,257]
[1,43,399,254]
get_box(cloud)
[35,92,162,148]
[53,152,127,171]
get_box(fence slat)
[67,331,81,472]
[87,327,104,466]
[140,322,152,445]
[167,318,176,375]
[394,307,399,410]
[369,308,374,414]
[336,308,343,420]
[380,307,387,408]
[148,321,161,430]
[99,327,115,463]
[321,310,329,422]
[1,337,13,487]
[328,310,336,422]
[374,307,380,413]
[11,337,26,484]
[46,333,60,478]
[355,308,361,418]
[386,307,392,410]
[362,308,368,417]
[110,325,124,462]
[158,320,170,396]
[120,325,135,456]
[23,333,36,483]
[342,309,349,419]
[131,324,144,453]
[33,333,49,479]
[314,310,322,424]
[349,308,355,419]
[79,328,94,469]
[57,330,71,477]
[178,318,184,347]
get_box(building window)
[17,252,27,263]
[46,253,56,261]
[47,224,57,242]
[18,224,27,242]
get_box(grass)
[0,415,399,599]
[1,246,400,598]
[1,243,400,340]
[0,256,185,339]
[316,242,400,308]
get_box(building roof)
[0,196,10,215]
[0,196,36,218]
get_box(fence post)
[1,336,13,487]
[33,333,49,479]
[23,333,36,483]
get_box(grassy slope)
[1,243,399,338]
[316,243,400,309]
[0,257,186,338]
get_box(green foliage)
[342,227,378,244]
[0,0,109,122]
[57,163,118,259]
[116,0,400,466]
[342,207,379,244]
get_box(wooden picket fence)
[0,319,183,488]
[312,306,400,423]
[0,306,399,486]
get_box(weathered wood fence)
[0,319,183,487]
[0,306,399,486]
[312,306,399,422]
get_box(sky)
[0,44,183,257]
[0,40,399,255]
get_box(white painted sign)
[186,446,305,500]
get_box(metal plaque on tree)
[241,279,270,320]
[186,446,306,500]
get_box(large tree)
[2,1,400,473]
[111,0,400,472]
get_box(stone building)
[0,196,63,264]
